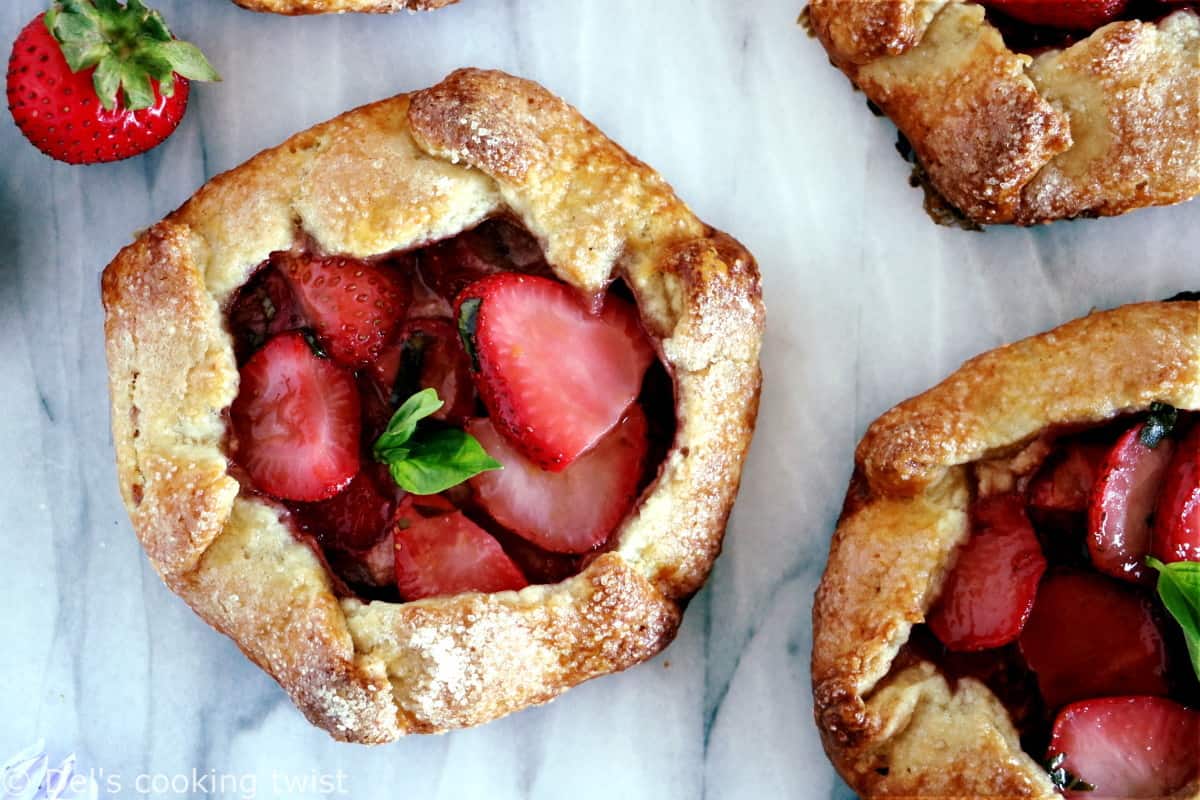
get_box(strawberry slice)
[927,493,1048,652]
[1088,422,1175,583]
[1029,442,1107,514]
[489,528,585,584]
[297,467,399,551]
[466,408,648,554]
[1019,571,1170,710]
[985,0,1130,31]
[419,219,552,302]
[230,332,361,502]
[1047,696,1200,799]
[226,267,308,363]
[1153,422,1200,564]
[371,318,475,423]
[393,506,528,601]
[327,531,397,590]
[276,252,410,369]
[456,274,655,471]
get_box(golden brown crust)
[808,1,1200,225]
[813,301,1200,799]
[102,69,763,741]
[232,0,458,14]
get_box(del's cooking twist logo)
[1,742,350,799]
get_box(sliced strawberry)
[393,508,528,601]
[927,493,1048,652]
[297,467,399,551]
[1047,696,1200,799]
[456,274,655,471]
[230,332,361,502]
[489,528,584,585]
[1088,422,1175,583]
[1019,571,1170,710]
[371,318,475,423]
[490,218,553,272]
[276,252,410,369]
[1153,422,1200,564]
[327,531,397,590]
[1029,442,1107,514]
[466,408,648,554]
[357,372,397,442]
[419,219,551,302]
[226,267,308,363]
[985,0,1130,31]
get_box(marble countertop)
[2,0,1199,797]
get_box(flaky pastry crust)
[813,301,1200,798]
[101,69,763,741]
[232,0,458,14]
[808,1,1200,225]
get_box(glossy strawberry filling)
[908,409,1200,796]
[223,218,674,604]
[983,0,1198,53]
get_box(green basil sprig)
[1044,753,1095,794]
[373,388,501,495]
[1139,402,1178,449]
[1147,557,1200,682]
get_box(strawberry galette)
[231,0,458,13]
[102,69,763,741]
[814,301,1200,798]
[807,0,1200,225]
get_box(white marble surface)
[2,0,1200,797]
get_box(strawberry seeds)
[920,407,1200,798]
[225,219,670,604]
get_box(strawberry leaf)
[155,40,221,82]
[118,63,154,109]
[47,0,220,112]
[92,56,122,110]
[374,388,502,495]
[1148,557,1200,682]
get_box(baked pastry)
[101,68,763,742]
[232,0,458,14]
[807,1,1200,225]
[813,300,1200,798]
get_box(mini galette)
[814,300,1200,798]
[102,69,763,742]
[232,0,458,13]
[807,0,1200,225]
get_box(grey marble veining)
[2,0,1199,797]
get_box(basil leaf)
[373,388,502,495]
[373,388,443,458]
[384,428,502,495]
[1139,402,1178,449]
[1044,752,1095,793]
[1148,557,1200,682]
[457,297,482,372]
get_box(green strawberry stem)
[43,0,219,112]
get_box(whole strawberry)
[7,1,219,164]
